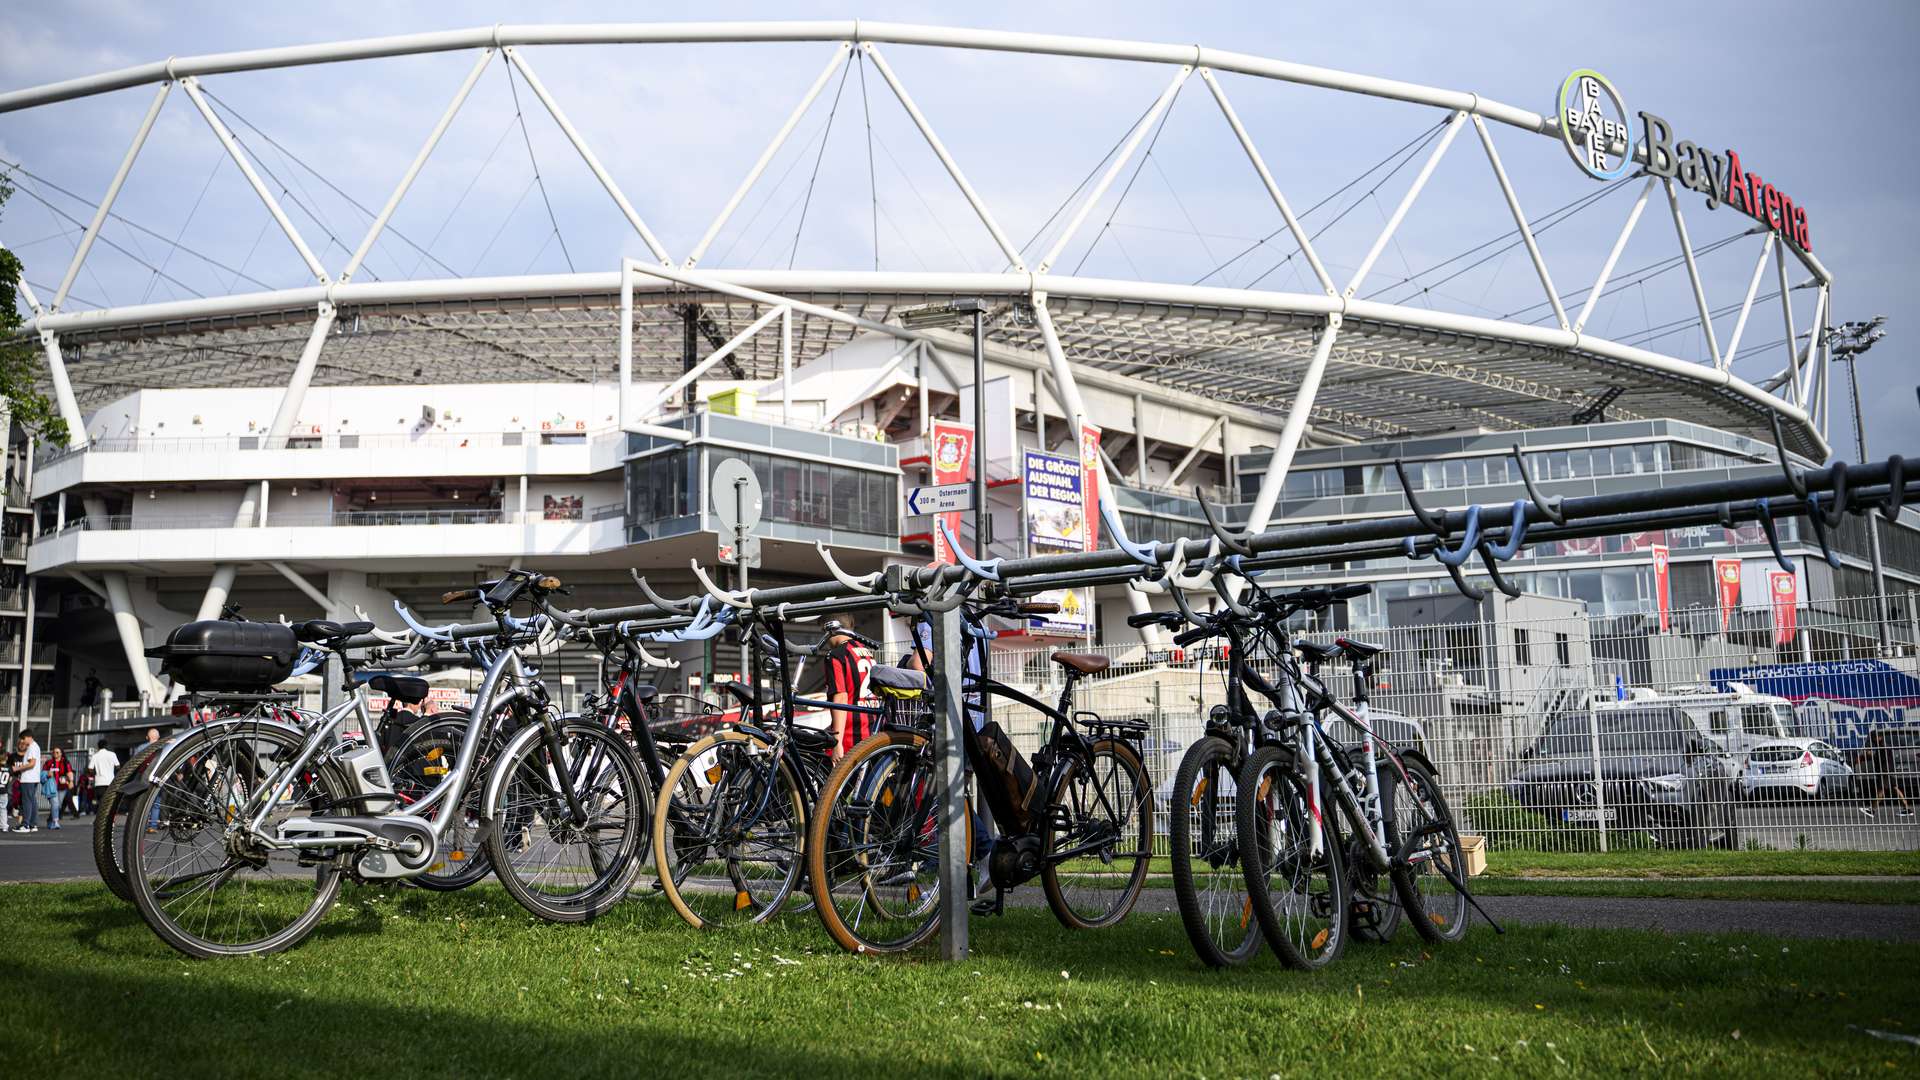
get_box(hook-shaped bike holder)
[917,576,974,613]
[689,559,755,610]
[1799,496,1841,570]
[1102,495,1162,566]
[1477,543,1522,598]
[1887,456,1906,517]
[937,519,1002,581]
[1208,565,1256,619]
[393,600,457,642]
[814,540,880,594]
[1819,461,1851,528]
[1393,459,1452,538]
[1444,560,1487,602]
[1404,503,1482,567]
[1768,412,1810,500]
[612,626,681,670]
[1480,500,1531,562]
[630,569,695,615]
[1509,444,1565,526]
[1752,497,1797,573]
[1194,488,1254,557]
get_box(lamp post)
[1826,316,1890,651]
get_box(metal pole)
[1845,351,1891,652]
[972,305,988,551]
[930,604,969,960]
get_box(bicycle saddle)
[1051,651,1110,676]
[293,619,375,643]
[1293,640,1340,666]
[716,680,779,707]
[368,674,429,705]
[629,683,658,703]
[1334,637,1387,663]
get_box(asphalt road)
[9,821,1917,942]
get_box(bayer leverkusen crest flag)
[1769,570,1798,647]
[1713,557,1743,632]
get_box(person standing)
[43,746,73,830]
[816,623,876,761]
[12,731,42,832]
[86,741,120,816]
[0,740,11,832]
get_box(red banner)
[1769,570,1798,646]
[1650,544,1671,632]
[929,420,972,566]
[1079,423,1102,551]
[1713,557,1743,632]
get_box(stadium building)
[2,22,1915,743]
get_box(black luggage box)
[147,620,299,691]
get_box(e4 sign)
[1558,70,1811,253]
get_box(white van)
[1592,682,1797,757]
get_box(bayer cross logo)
[1558,69,1632,181]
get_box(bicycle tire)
[485,720,649,923]
[1390,757,1470,943]
[387,711,493,892]
[651,730,806,930]
[1168,735,1262,967]
[806,730,944,955]
[1238,745,1348,971]
[93,740,165,903]
[1041,737,1153,931]
[123,724,350,958]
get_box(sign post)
[930,603,969,961]
[906,483,974,516]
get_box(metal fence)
[981,592,1920,856]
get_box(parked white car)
[1740,738,1854,799]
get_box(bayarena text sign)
[1558,70,1811,252]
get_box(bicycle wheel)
[807,731,944,955]
[1169,735,1261,967]
[652,730,806,930]
[1345,804,1403,943]
[387,712,492,891]
[93,740,165,903]
[1390,757,1469,943]
[1238,745,1348,971]
[123,724,348,958]
[1042,738,1153,930]
[486,720,648,923]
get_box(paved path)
[9,824,1919,942]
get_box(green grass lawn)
[4,881,1917,1077]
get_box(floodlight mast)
[1827,317,1892,650]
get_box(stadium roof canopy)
[1,21,1837,458]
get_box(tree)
[0,176,70,446]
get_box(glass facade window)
[626,449,699,541]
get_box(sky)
[1,0,1915,457]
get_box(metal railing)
[36,427,628,466]
[976,592,1920,856]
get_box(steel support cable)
[1362,176,1631,306]
[22,278,104,312]
[787,52,856,270]
[332,461,1908,648]
[1017,96,1160,261]
[1241,120,1448,291]
[869,126,973,271]
[502,57,573,274]
[1502,228,1749,323]
[857,49,879,272]
[201,88,463,280]
[142,151,225,304]
[202,97,366,278]
[1,163,208,300]
[1615,288,1781,351]
[468,175,541,275]
[1070,82,1184,276]
[1191,117,1447,287]
[411,116,520,278]
[1145,152,1220,269]
[712,103,838,268]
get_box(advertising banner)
[1650,543,1671,632]
[1713,557,1743,631]
[1023,448,1092,636]
[1769,570,1799,647]
[929,420,972,566]
[1079,423,1103,551]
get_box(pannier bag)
[966,719,1041,833]
[146,620,299,691]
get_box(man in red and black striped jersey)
[818,624,875,759]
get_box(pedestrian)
[1859,729,1914,819]
[12,731,42,832]
[86,740,119,816]
[43,746,73,830]
[0,740,11,832]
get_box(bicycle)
[121,571,647,957]
[806,589,1155,956]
